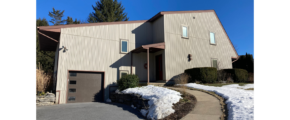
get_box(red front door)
[156,55,163,80]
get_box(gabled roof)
[38,20,148,32]
[37,9,238,57]
[148,10,215,22]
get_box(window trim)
[119,70,129,79]
[181,25,189,39]
[120,39,129,54]
[209,32,216,45]
[211,58,218,69]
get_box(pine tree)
[66,16,81,24]
[233,53,254,73]
[36,18,55,73]
[73,19,81,24]
[49,7,66,25]
[88,0,129,23]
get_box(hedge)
[184,67,217,83]
[117,74,139,91]
[222,68,248,83]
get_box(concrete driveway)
[37,102,145,120]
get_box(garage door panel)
[67,72,104,103]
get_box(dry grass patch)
[36,63,53,94]
[245,88,254,90]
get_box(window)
[210,32,216,44]
[119,70,129,79]
[68,97,75,101]
[69,81,76,84]
[182,26,188,38]
[69,72,77,76]
[69,89,76,93]
[212,59,218,68]
[120,39,128,53]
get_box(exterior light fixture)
[62,46,68,52]
[188,54,192,61]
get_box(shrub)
[185,67,217,83]
[117,74,139,91]
[248,73,254,83]
[174,73,189,96]
[223,69,248,83]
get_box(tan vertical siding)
[152,16,164,43]
[56,22,153,104]
[164,12,238,80]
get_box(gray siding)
[163,12,238,80]
[56,22,153,104]
[152,16,164,43]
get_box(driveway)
[37,102,145,120]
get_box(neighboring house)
[37,10,238,104]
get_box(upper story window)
[182,26,188,38]
[120,39,128,53]
[210,32,216,44]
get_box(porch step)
[148,83,165,87]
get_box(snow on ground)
[122,85,182,120]
[185,83,254,120]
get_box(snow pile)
[222,84,254,90]
[122,85,182,120]
[185,83,254,120]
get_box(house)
[37,10,238,104]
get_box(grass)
[245,88,254,90]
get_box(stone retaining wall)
[37,92,56,106]
[109,92,149,110]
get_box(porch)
[131,42,166,85]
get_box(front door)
[155,55,163,80]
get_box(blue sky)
[37,0,253,57]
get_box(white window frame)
[211,58,218,69]
[120,39,129,53]
[181,25,189,39]
[210,32,216,45]
[119,70,129,79]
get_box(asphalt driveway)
[37,102,145,120]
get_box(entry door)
[156,55,163,80]
[67,72,104,103]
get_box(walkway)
[170,87,223,120]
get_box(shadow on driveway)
[37,102,145,120]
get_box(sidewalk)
[170,88,223,120]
